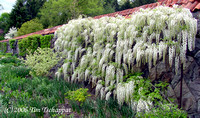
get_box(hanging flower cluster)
[4,27,18,39]
[54,6,197,111]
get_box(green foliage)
[18,34,41,56]
[38,0,105,28]
[66,88,91,105]
[40,34,53,48]
[0,65,30,79]
[8,0,46,29]
[68,97,136,117]
[0,42,7,53]
[122,74,187,117]
[119,0,156,10]
[24,47,60,76]
[0,56,22,66]
[17,19,43,36]
[137,104,187,118]
[0,59,80,117]
[103,0,119,14]
[0,35,4,41]
[18,38,26,56]
[9,39,16,49]
[0,13,10,35]
[38,0,73,28]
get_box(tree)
[132,0,156,8]
[38,0,72,28]
[103,0,119,14]
[0,13,10,34]
[0,4,3,10]
[38,0,105,28]
[119,0,156,10]
[0,13,10,40]
[9,0,46,29]
[77,0,104,16]
[17,19,43,36]
[119,0,133,10]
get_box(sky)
[0,0,16,15]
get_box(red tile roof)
[0,25,62,42]
[0,0,199,43]
[93,0,200,19]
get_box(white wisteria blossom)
[4,27,18,39]
[54,5,197,112]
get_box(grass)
[0,53,187,117]
[0,56,81,117]
[0,55,137,117]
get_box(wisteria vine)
[54,5,197,112]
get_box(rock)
[188,78,200,100]
[167,85,178,103]
[198,99,200,113]
[195,50,200,66]
[188,38,200,56]
[149,61,172,81]
[197,19,200,37]
[174,79,196,112]
[149,66,156,81]
[183,56,199,84]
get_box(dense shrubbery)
[40,34,53,48]
[24,48,60,76]
[66,88,91,105]
[9,39,16,49]
[18,34,41,56]
[0,56,21,66]
[17,19,43,36]
[0,42,7,53]
[18,34,53,56]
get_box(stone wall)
[147,18,200,117]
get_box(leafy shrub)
[9,39,16,49]
[18,34,53,56]
[66,88,91,105]
[137,104,187,118]
[0,56,21,66]
[11,66,31,78]
[24,48,60,76]
[0,35,4,41]
[18,39,26,56]
[18,34,41,56]
[40,34,53,48]
[0,52,12,58]
[0,65,30,79]
[17,19,43,36]
[0,42,7,53]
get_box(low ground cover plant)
[0,55,80,117]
